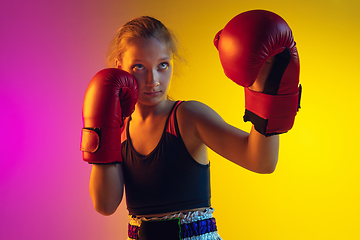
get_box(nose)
[147,69,160,87]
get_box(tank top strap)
[121,117,130,143]
[166,101,184,137]
[122,101,183,143]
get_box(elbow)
[89,183,124,216]
[257,165,276,174]
[257,161,278,174]
[93,202,119,216]
[251,158,278,174]
[90,194,122,216]
[256,152,279,174]
[245,163,277,174]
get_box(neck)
[133,99,174,121]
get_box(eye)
[132,64,145,71]
[158,62,169,70]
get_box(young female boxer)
[82,12,300,240]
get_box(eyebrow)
[131,57,171,62]
[159,57,171,61]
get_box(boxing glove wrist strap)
[244,87,300,136]
[244,88,300,119]
[81,127,122,164]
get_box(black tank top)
[121,101,211,215]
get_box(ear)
[115,59,121,69]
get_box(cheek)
[129,71,145,84]
[133,76,146,90]
[161,69,173,83]
[160,73,171,87]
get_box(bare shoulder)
[176,100,229,142]
[177,100,220,119]
[176,101,204,132]
[177,100,226,129]
[178,100,248,145]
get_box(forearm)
[246,125,279,173]
[89,164,124,215]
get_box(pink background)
[0,0,131,239]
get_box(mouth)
[144,91,161,96]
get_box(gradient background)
[1,0,359,239]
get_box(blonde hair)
[106,16,184,74]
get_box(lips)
[144,91,161,96]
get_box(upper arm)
[177,101,250,167]
[177,101,279,173]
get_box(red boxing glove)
[80,68,138,163]
[214,10,301,136]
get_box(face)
[117,37,173,107]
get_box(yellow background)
[114,0,360,239]
[1,0,359,239]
